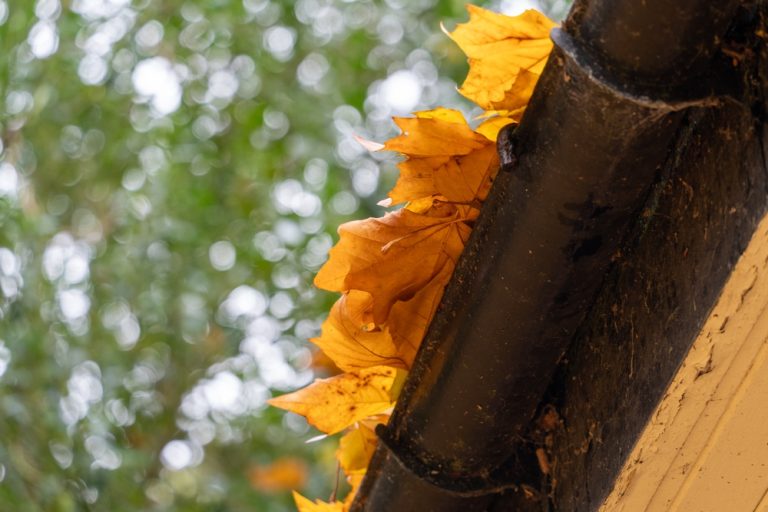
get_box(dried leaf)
[337,418,382,476]
[385,109,488,157]
[343,474,364,507]
[312,259,451,372]
[447,6,556,115]
[268,366,406,435]
[381,109,499,208]
[293,491,345,512]
[476,116,516,141]
[314,205,472,324]
[311,291,409,371]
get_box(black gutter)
[352,0,754,510]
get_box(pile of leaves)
[269,6,556,510]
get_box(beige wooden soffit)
[602,212,768,512]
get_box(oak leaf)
[446,6,556,117]
[314,204,472,324]
[267,366,406,435]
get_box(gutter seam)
[552,28,724,111]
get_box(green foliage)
[0,0,567,510]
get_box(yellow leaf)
[248,457,308,493]
[268,366,406,435]
[447,6,556,114]
[293,491,345,512]
[413,107,467,124]
[337,418,382,476]
[314,205,472,324]
[476,116,516,141]
[343,474,365,507]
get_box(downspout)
[352,0,744,509]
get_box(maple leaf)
[293,491,345,512]
[311,291,410,371]
[384,108,489,157]
[380,109,499,208]
[314,204,472,324]
[312,258,453,372]
[337,416,383,476]
[343,474,364,507]
[446,6,556,116]
[476,116,516,141]
[267,366,406,435]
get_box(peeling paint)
[601,217,768,512]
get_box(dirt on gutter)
[602,214,768,512]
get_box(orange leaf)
[268,366,406,435]
[248,457,308,493]
[384,109,488,157]
[312,291,410,371]
[312,259,452,373]
[381,109,499,207]
[446,6,556,115]
[293,491,345,512]
[312,258,449,372]
[314,205,472,323]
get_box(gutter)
[351,0,756,509]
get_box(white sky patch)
[160,440,193,471]
[28,20,59,59]
[263,25,296,62]
[297,53,329,88]
[271,179,320,218]
[42,233,92,284]
[71,0,130,20]
[209,240,236,271]
[0,162,19,199]
[58,288,91,320]
[59,361,102,426]
[207,69,239,101]
[0,341,11,378]
[132,57,182,115]
[220,285,267,320]
[78,54,108,85]
[500,0,542,16]
[101,301,141,350]
[35,0,61,20]
[85,435,121,470]
[202,371,243,414]
[380,69,421,114]
[0,1,9,26]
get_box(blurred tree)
[0,0,566,510]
